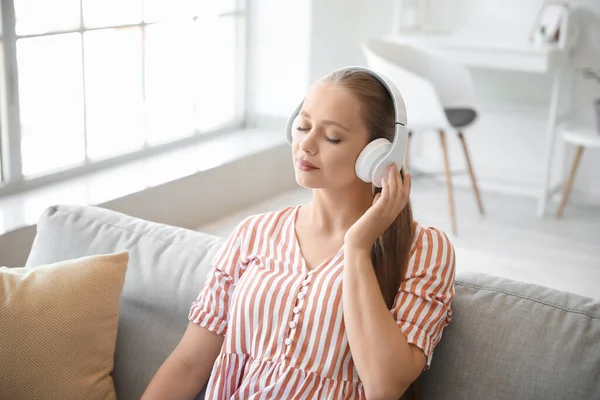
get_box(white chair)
[361,37,485,236]
[556,123,600,218]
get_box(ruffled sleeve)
[390,224,456,370]
[188,216,253,336]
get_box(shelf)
[384,30,563,73]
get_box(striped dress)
[188,205,456,399]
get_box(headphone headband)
[285,66,408,187]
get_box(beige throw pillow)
[0,251,129,400]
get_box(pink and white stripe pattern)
[189,205,456,399]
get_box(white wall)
[246,0,600,205]
[245,0,394,123]
[308,0,393,82]
[245,0,312,130]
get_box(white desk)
[384,31,562,73]
[384,29,571,216]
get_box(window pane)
[143,0,195,22]
[17,34,85,177]
[145,22,195,145]
[84,28,144,160]
[83,0,142,28]
[0,40,3,183]
[15,0,80,36]
[194,15,236,131]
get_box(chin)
[294,173,357,190]
[294,175,324,189]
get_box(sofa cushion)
[25,205,224,400]
[419,272,600,400]
[1,251,128,400]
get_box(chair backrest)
[361,38,479,131]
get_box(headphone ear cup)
[355,138,392,184]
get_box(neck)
[306,182,373,234]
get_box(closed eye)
[296,126,341,144]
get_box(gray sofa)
[24,204,600,400]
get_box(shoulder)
[407,221,456,276]
[410,221,454,254]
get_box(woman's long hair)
[322,69,418,400]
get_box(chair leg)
[556,146,584,218]
[439,130,457,236]
[457,131,485,215]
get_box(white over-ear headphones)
[284,66,408,188]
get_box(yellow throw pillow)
[0,251,129,400]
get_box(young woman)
[142,67,456,400]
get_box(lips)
[297,159,318,171]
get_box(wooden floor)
[197,180,600,300]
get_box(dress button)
[280,354,286,361]
[289,321,297,329]
[302,279,310,286]
[285,338,292,346]
[297,292,305,299]
[293,306,301,314]
[307,270,314,276]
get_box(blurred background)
[0,0,598,297]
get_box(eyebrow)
[299,110,350,132]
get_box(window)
[0,0,244,192]
[0,6,5,186]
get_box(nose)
[297,128,318,155]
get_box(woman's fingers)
[380,174,389,206]
[378,164,410,219]
[387,164,397,206]
[405,172,412,202]
[392,164,404,211]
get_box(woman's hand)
[344,163,411,253]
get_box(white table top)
[385,29,563,73]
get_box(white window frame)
[0,0,246,197]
